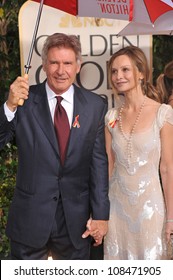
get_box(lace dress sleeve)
[157,104,173,129]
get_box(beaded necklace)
[118,95,146,166]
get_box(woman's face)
[111,54,143,94]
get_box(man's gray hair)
[41,33,82,65]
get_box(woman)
[156,60,173,107]
[104,46,173,260]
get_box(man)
[0,33,109,259]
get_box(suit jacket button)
[53,196,57,201]
[58,175,63,181]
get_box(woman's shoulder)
[146,98,170,116]
[157,103,173,127]
[157,103,173,116]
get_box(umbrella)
[118,0,173,36]
[32,0,134,21]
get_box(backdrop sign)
[19,1,152,108]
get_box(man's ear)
[42,63,46,72]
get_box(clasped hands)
[82,218,108,246]
[165,221,173,244]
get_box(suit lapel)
[31,83,88,161]
[31,82,60,156]
[67,85,88,157]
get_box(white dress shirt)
[46,82,74,128]
[4,102,16,121]
[4,82,74,128]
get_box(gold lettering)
[59,15,114,27]
[83,17,97,27]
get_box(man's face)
[43,47,81,95]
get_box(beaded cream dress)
[104,103,173,260]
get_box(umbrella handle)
[17,74,28,106]
[18,99,25,106]
[18,65,32,106]
[18,0,44,106]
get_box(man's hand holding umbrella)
[6,74,29,112]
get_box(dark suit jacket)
[0,82,109,249]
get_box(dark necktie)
[54,96,70,165]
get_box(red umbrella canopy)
[32,0,77,16]
[144,0,173,23]
[31,0,173,23]
[31,0,134,21]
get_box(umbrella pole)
[18,0,44,106]
[24,0,45,74]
